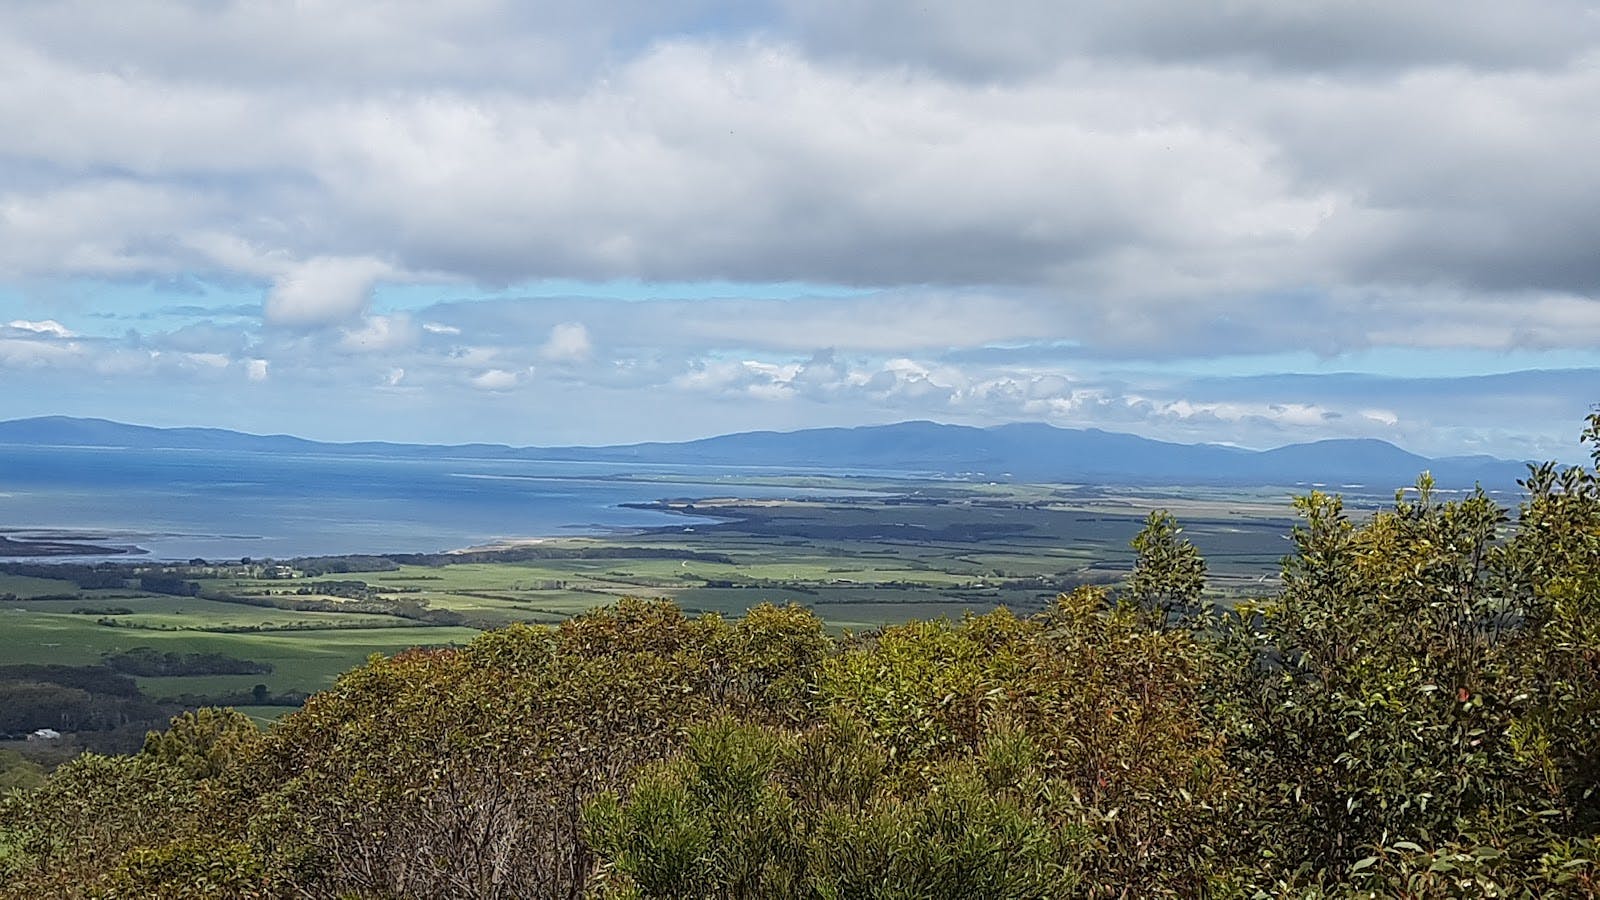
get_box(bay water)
[0,444,878,561]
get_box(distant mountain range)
[0,416,1527,490]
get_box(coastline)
[0,533,144,558]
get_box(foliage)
[0,751,45,793]
[586,593,1222,897]
[140,708,265,781]
[102,647,273,677]
[1127,509,1208,627]
[0,678,174,737]
[1202,413,1600,895]
[2,411,1598,898]
[586,718,1078,899]
[216,600,833,899]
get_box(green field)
[1,479,1309,716]
[0,605,476,696]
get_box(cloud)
[1147,399,1336,429]
[470,368,525,391]
[341,314,418,352]
[1,1,1597,456]
[0,9,1596,360]
[0,0,735,93]
[264,257,392,326]
[5,319,74,338]
[182,352,231,369]
[428,292,1063,356]
[0,180,217,278]
[147,322,252,355]
[538,321,593,362]
[783,0,1600,77]
[4,291,1594,456]
[0,337,83,368]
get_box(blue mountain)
[0,416,1524,488]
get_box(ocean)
[0,444,880,561]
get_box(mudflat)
[0,534,139,558]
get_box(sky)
[1,1,1597,460]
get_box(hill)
[0,415,1522,488]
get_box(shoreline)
[0,534,145,558]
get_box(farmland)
[1,478,1309,714]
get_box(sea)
[0,444,885,562]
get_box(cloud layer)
[0,1,1596,456]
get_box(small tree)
[1126,510,1207,628]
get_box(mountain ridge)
[0,415,1525,488]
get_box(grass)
[2,479,1306,709]
[94,594,413,631]
[0,573,81,597]
[0,607,475,696]
[127,625,478,698]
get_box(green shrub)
[4,411,1598,899]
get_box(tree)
[1126,510,1207,628]
[8,409,1600,898]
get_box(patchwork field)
[1,478,1325,735]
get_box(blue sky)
[1,1,1598,460]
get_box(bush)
[2,411,1598,898]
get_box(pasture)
[1,478,1309,714]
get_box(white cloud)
[470,368,524,391]
[184,352,231,369]
[0,17,1593,357]
[1,1,1598,456]
[264,256,392,327]
[1152,399,1333,428]
[538,321,593,362]
[0,180,215,278]
[5,319,74,338]
[246,358,269,382]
